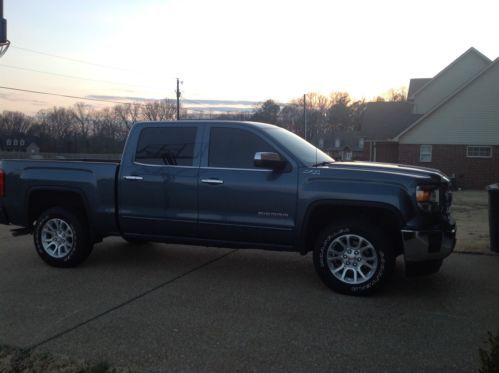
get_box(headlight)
[416,185,439,212]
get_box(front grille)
[440,183,452,214]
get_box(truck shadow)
[84,239,454,300]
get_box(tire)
[405,259,443,277]
[34,207,93,267]
[313,220,395,295]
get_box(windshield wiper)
[312,161,334,167]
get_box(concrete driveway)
[1,225,499,372]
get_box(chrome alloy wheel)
[326,234,379,285]
[40,218,75,258]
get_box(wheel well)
[28,190,89,227]
[304,204,404,256]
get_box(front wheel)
[313,220,395,295]
[34,207,93,267]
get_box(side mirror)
[254,152,287,171]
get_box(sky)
[1,0,499,113]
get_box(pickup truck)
[0,121,456,295]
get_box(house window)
[466,145,492,158]
[334,138,340,148]
[342,151,353,161]
[6,139,12,146]
[419,145,432,162]
[20,139,25,146]
[13,139,18,146]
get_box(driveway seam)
[27,249,237,350]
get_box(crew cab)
[0,121,456,295]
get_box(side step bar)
[11,227,32,237]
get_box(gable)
[412,48,491,114]
[399,59,499,145]
[407,78,431,99]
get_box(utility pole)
[303,93,307,141]
[176,78,181,120]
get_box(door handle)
[123,176,143,181]
[201,178,224,185]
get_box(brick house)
[316,130,365,161]
[360,101,421,162]
[361,47,499,189]
[0,136,40,154]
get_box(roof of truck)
[134,120,278,129]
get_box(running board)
[11,227,32,237]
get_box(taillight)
[0,170,4,198]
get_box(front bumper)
[401,225,456,262]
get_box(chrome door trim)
[200,178,224,185]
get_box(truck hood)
[315,161,450,184]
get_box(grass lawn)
[452,191,495,254]
[0,344,131,373]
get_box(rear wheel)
[34,207,93,267]
[313,220,395,295]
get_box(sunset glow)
[1,0,499,113]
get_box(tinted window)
[135,127,197,166]
[209,127,276,168]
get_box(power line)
[0,85,258,112]
[10,45,178,82]
[182,97,213,107]
[10,45,142,74]
[0,85,163,106]
[0,64,165,92]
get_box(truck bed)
[0,159,120,237]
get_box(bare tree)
[385,87,407,102]
[73,103,93,138]
[0,111,33,135]
[114,103,142,130]
[31,107,78,152]
[142,99,176,121]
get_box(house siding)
[399,144,499,189]
[400,60,499,145]
[412,50,490,114]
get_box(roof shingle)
[360,102,421,141]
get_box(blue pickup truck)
[0,121,456,295]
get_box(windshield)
[264,127,334,167]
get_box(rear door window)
[135,127,197,166]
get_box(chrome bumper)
[401,226,456,262]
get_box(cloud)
[85,95,261,112]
